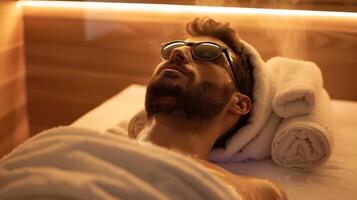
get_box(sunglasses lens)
[161,42,186,59]
[193,43,221,60]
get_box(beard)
[145,70,235,122]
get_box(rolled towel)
[128,109,147,138]
[267,57,323,118]
[106,120,129,137]
[271,89,334,172]
[106,108,146,138]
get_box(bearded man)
[135,17,287,200]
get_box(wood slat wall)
[23,3,357,135]
[85,0,357,12]
[0,0,29,157]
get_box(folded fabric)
[229,112,282,162]
[271,89,334,172]
[267,57,323,118]
[0,126,240,200]
[210,40,276,162]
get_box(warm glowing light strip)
[20,0,357,19]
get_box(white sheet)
[0,126,240,200]
[73,84,357,200]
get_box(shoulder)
[234,176,288,200]
[193,158,287,200]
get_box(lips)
[158,64,190,76]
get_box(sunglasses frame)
[161,40,241,90]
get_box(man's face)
[145,36,237,122]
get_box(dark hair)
[185,17,255,149]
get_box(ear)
[228,92,252,115]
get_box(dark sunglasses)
[160,40,240,90]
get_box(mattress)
[73,84,357,200]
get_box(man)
[0,16,286,200]
[134,17,287,200]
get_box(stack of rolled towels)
[210,40,335,172]
[210,54,335,172]
[268,57,334,172]
[124,54,334,172]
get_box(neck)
[136,114,221,160]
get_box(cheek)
[195,63,232,85]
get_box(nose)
[169,47,189,65]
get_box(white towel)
[106,108,147,138]
[210,40,276,162]
[106,108,146,137]
[128,109,148,138]
[229,112,282,162]
[267,57,323,118]
[0,126,241,200]
[271,89,334,172]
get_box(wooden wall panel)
[23,3,357,134]
[0,1,29,158]
[85,0,357,12]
